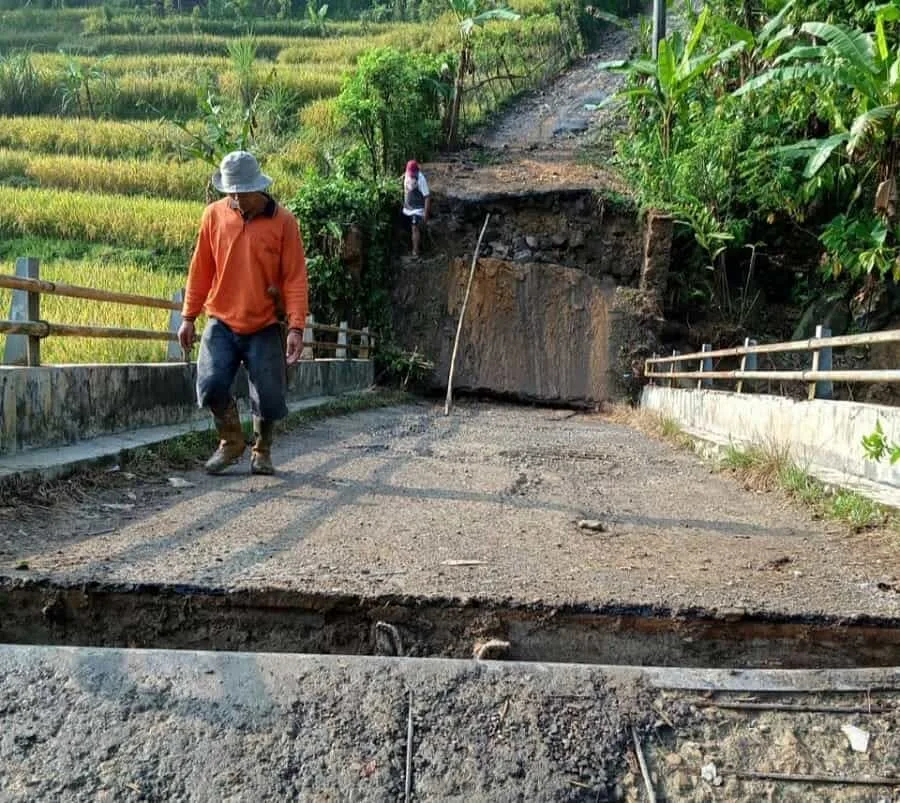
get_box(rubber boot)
[205,399,246,474]
[250,418,276,475]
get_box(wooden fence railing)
[0,257,375,367]
[645,325,900,401]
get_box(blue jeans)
[196,318,288,420]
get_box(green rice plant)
[0,258,185,364]
[0,186,202,252]
[78,33,294,59]
[0,148,300,200]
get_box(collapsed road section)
[2,402,899,800]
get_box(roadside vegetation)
[0,0,639,362]
[607,405,898,532]
[596,0,899,342]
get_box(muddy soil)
[3,402,898,621]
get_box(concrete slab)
[0,645,649,802]
[0,394,364,484]
[2,645,896,802]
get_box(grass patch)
[125,389,411,472]
[606,405,895,532]
[604,404,693,449]
[720,442,892,531]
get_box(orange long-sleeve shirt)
[183,197,309,334]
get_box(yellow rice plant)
[0,259,186,364]
[0,149,214,200]
[219,66,342,105]
[80,33,296,59]
[0,116,192,159]
[0,187,203,252]
[297,98,339,138]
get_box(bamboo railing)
[1,258,375,367]
[645,326,900,401]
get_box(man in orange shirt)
[178,150,309,476]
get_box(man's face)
[229,191,262,215]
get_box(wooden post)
[698,343,712,389]
[736,337,757,393]
[166,289,186,362]
[810,324,833,400]
[337,320,348,359]
[360,327,370,360]
[445,214,490,416]
[3,257,41,366]
[302,313,315,360]
[652,0,666,60]
[669,349,678,389]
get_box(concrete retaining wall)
[641,386,900,499]
[0,359,373,455]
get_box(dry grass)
[603,404,694,449]
[605,405,895,532]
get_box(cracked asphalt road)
[3,401,898,620]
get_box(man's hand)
[286,328,304,365]
[178,319,196,352]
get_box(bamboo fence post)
[444,213,490,416]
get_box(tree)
[736,7,898,205]
[446,0,520,146]
[736,5,899,283]
[597,7,744,157]
[336,48,447,178]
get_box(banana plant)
[736,3,899,203]
[446,0,520,146]
[597,7,744,156]
[711,0,796,82]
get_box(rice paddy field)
[0,3,578,362]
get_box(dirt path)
[424,24,636,197]
[471,26,633,153]
[4,402,898,620]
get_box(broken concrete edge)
[4,575,898,631]
[0,388,411,491]
[437,185,638,212]
[1,644,897,693]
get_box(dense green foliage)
[287,172,396,332]
[602,0,899,332]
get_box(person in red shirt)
[178,150,309,476]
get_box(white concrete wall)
[641,386,900,502]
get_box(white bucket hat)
[211,150,273,194]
